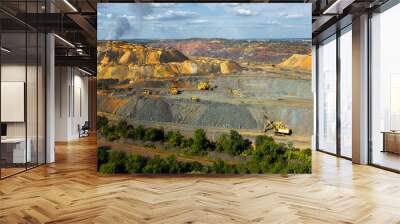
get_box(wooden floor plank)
[0,136,399,223]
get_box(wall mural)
[97,3,312,174]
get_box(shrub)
[128,125,146,140]
[97,116,109,130]
[108,150,127,173]
[212,159,236,174]
[180,137,194,148]
[144,128,164,142]
[165,131,184,148]
[236,163,249,174]
[125,154,147,174]
[255,135,274,147]
[115,120,129,138]
[142,155,168,174]
[99,162,117,174]
[191,129,209,154]
[246,161,261,174]
[216,130,251,156]
[97,146,111,171]
[187,161,204,172]
[166,155,181,174]
[107,133,119,142]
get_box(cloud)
[223,3,240,6]
[151,3,176,7]
[235,8,258,16]
[260,21,279,25]
[121,14,135,20]
[144,10,197,21]
[187,19,208,24]
[106,13,113,18]
[127,4,153,18]
[279,13,305,19]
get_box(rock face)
[97,74,313,136]
[278,54,311,71]
[151,39,311,64]
[97,41,242,81]
[97,39,313,142]
[97,94,313,135]
[220,60,242,74]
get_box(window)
[317,35,337,154]
[0,2,46,179]
[370,3,400,171]
[339,26,352,158]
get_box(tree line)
[97,115,311,174]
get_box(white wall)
[55,67,89,141]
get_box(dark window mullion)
[25,0,28,171]
[336,29,341,157]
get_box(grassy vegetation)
[97,116,311,174]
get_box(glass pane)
[371,4,400,171]
[340,27,352,158]
[317,35,337,154]
[38,32,45,165]
[27,31,38,169]
[1,31,27,177]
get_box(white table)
[1,138,31,163]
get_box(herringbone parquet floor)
[1,136,400,224]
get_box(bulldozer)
[263,115,292,136]
[197,82,210,90]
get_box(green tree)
[115,120,129,138]
[212,159,235,174]
[191,129,209,154]
[99,162,117,174]
[127,125,146,140]
[143,155,168,174]
[180,137,194,148]
[144,128,164,142]
[165,131,184,148]
[97,146,111,171]
[108,150,127,173]
[97,116,109,130]
[166,155,181,174]
[125,154,147,174]
[216,130,251,155]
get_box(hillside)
[150,39,311,64]
[278,54,311,71]
[97,41,242,81]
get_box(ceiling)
[0,0,394,74]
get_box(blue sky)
[98,3,311,40]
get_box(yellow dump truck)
[191,96,200,102]
[197,82,210,90]
[143,89,151,96]
[230,88,241,96]
[169,86,179,95]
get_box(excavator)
[263,115,292,136]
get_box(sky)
[97,3,311,40]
